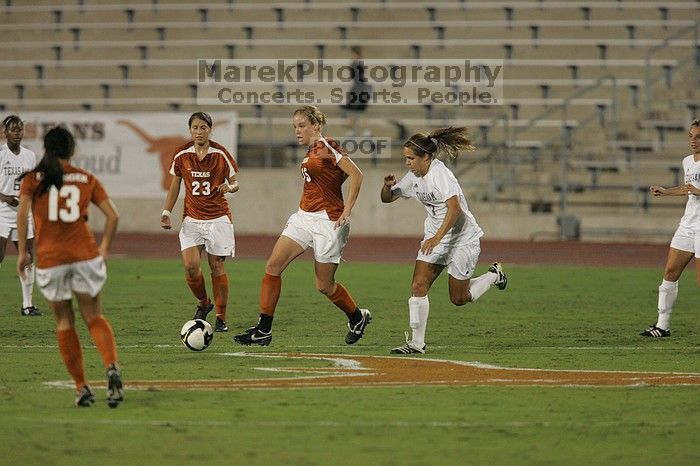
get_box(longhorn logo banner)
[4,112,237,198]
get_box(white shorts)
[36,256,107,302]
[416,239,481,281]
[281,209,350,264]
[0,219,34,242]
[670,225,700,258]
[179,216,235,257]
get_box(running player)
[0,115,41,316]
[16,126,123,407]
[234,105,371,346]
[161,112,239,332]
[381,127,507,354]
[641,119,700,337]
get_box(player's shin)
[656,279,678,330]
[408,296,429,347]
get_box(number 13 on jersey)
[48,185,80,222]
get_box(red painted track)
[106,233,687,268]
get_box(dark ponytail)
[404,126,475,161]
[19,126,75,195]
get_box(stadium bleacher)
[1,0,698,239]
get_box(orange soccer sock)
[259,273,281,317]
[328,282,358,316]
[56,327,86,390]
[211,273,229,320]
[186,272,210,307]
[87,316,118,368]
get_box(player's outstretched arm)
[650,185,692,197]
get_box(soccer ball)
[180,319,214,351]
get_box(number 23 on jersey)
[191,180,211,195]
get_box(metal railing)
[644,20,699,113]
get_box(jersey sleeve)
[170,154,182,177]
[222,148,239,177]
[391,172,414,199]
[431,168,461,202]
[91,176,109,205]
[19,172,38,197]
[321,138,346,165]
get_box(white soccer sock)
[408,295,429,348]
[19,264,34,309]
[468,272,497,302]
[656,279,678,330]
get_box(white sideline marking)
[12,416,695,429]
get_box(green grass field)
[1,258,698,466]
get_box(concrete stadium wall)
[87,167,681,243]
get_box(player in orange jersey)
[15,126,123,408]
[234,105,371,346]
[161,112,239,332]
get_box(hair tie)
[429,137,438,148]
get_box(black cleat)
[488,262,507,290]
[234,326,272,346]
[193,302,214,321]
[106,364,124,408]
[21,306,42,316]
[345,309,372,345]
[215,317,228,332]
[390,331,426,354]
[640,324,671,338]
[75,385,95,407]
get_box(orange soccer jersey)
[20,163,108,269]
[299,137,348,221]
[170,140,239,221]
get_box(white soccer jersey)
[679,154,700,231]
[392,158,483,244]
[0,143,37,224]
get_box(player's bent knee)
[450,295,471,306]
[183,263,200,277]
[264,261,284,276]
[411,282,430,296]
[316,283,334,296]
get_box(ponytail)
[405,126,475,161]
[19,126,75,195]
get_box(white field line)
[11,416,697,429]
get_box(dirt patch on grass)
[97,353,700,390]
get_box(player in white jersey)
[381,127,507,354]
[641,120,700,337]
[0,115,41,316]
